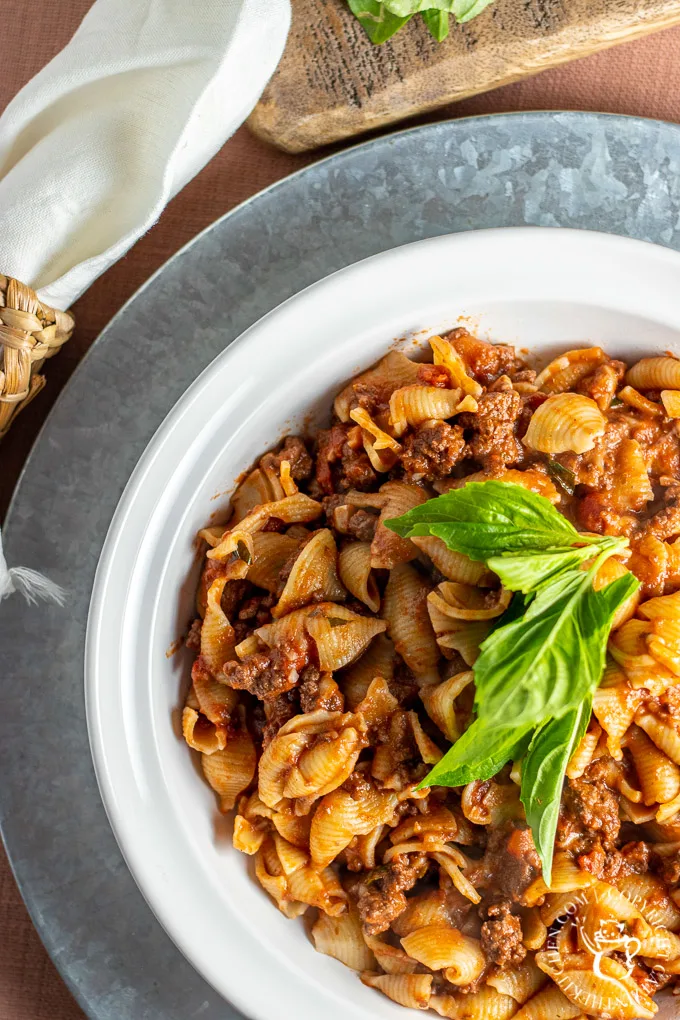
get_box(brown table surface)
[2,2,680,1017]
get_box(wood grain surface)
[250,0,680,151]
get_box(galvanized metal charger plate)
[2,111,680,1020]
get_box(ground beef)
[417,363,451,388]
[276,436,313,480]
[185,618,202,650]
[577,361,625,410]
[481,824,542,901]
[658,848,680,886]
[220,579,250,617]
[347,508,378,542]
[222,646,304,700]
[353,381,388,417]
[481,900,527,968]
[262,689,299,746]
[354,853,429,935]
[238,592,276,626]
[299,664,344,712]
[342,770,374,799]
[447,328,519,386]
[401,421,466,481]
[315,423,377,494]
[644,499,680,542]
[559,758,622,852]
[459,390,523,471]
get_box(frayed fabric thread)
[0,527,66,607]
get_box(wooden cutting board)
[249,0,680,152]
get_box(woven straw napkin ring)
[0,275,74,440]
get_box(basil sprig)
[386,482,639,883]
[346,0,494,43]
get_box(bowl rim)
[85,226,680,1020]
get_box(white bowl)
[86,227,680,1020]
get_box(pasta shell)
[487,955,548,1003]
[430,334,483,396]
[287,864,347,917]
[636,927,680,960]
[283,727,366,799]
[192,660,238,728]
[273,529,345,618]
[411,535,495,586]
[427,602,490,664]
[310,784,397,869]
[248,532,299,592]
[339,633,395,709]
[354,675,399,728]
[592,681,642,761]
[409,711,443,764]
[271,807,312,849]
[363,932,419,974]
[383,562,439,685]
[254,839,307,919]
[593,558,640,630]
[636,708,680,765]
[435,467,560,504]
[461,779,521,826]
[334,350,420,422]
[201,727,257,812]
[229,467,280,524]
[349,406,401,452]
[647,617,680,676]
[565,726,601,779]
[625,723,680,805]
[181,705,226,754]
[258,730,311,808]
[200,576,236,674]
[388,384,462,437]
[401,925,484,982]
[511,984,583,1020]
[360,972,432,1009]
[391,890,452,938]
[614,871,680,931]
[428,581,511,621]
[338,541,380,612]
[661,389,680,418]
[232,814,266,855]
[312,906,377,972]
[535,951,656,1020]
[520,907,548,951]
[534,347,606,393]
[436,986,517,1020]
[215,493,322,547]
[523,393,606,455]
[420,671,473,742]
[371,480,428,570]
[306,610,387,671]
[626,355,680,390]
[255,601,354,651]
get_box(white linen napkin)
[0,0,290,603]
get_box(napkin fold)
[0,0,290,603]
[0,0,290,310]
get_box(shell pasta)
[181,331,680,1018]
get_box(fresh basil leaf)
[451,0,495,21]
[520,699,591,885]
[419,719,533,789]
[346,0,411,42]
[384,0,492,17]
[486,538,623,595]
[384,0,456,13]
[473,565,639,728]
[422,8,450,38]
[547,458,576,496]
[385,481,589,558]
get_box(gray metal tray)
[2,112,680,1020]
